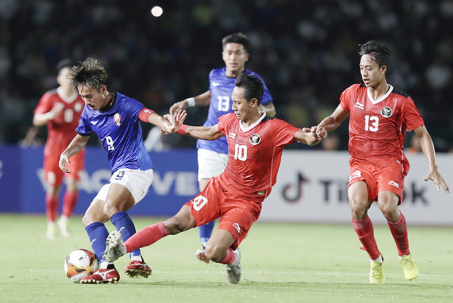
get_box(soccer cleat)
[46,223,57,240]
[124,261,152,278]
[57,217,70,238]
[399,255,419,280]
[195,246,210,264]
[80,268,120,284]
[104,231,127,263]
[225,249,241,284]
[370,257,385,284]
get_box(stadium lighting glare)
[151,6,163,17]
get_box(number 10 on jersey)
[234,144,247,161]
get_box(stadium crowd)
[0,0,452,151]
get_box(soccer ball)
[64,249,99,283]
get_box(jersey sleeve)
[34,92,53,114]
[75,108,93,136]
[339,84,359,111]
[403,97,424,131]
[272,118,299,147]
[125,98,146,121]
[217,113,234,135]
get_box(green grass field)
[1,214,452,303]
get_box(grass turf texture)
[1,214,452,303]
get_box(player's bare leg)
[196,178,212,263]
[205,229,241,284]
[378,191,419,280]
[349,181,384,283]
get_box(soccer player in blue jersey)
[59,58,184,284]
[170,33,276,262]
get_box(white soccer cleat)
[104,231,127,262]
[46,222,57,240]
[57,217,70,238]
[225,249,241,284]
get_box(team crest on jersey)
[113,113,122,126]
[249,134,261,145]
[74,102,83,112]
[381,106,393,118]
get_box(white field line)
[4,269,452,277]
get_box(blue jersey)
[196,67,273,154]
[76,93,153,173]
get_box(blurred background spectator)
[0,0,452,151]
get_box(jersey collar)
[367,85,393,104]
[239,112,266,132]
[57,87,78,103]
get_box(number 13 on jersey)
[364,115,379,132]
[218,96,229,112]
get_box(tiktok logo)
[281,172,309,203]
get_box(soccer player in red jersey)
[310,41,450,284]
[33,60,86,239]
[104,73,326,284]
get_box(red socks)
[62,191,78,218]
[388,212,410,256]
[352,216,380,260]
[219,248,236,265]
[45,194,59,222]
[124,222,168,253]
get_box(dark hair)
[71,58,108,92]
[235,73,263,105]
[57,59,74,74]
[222,32,249,52]
[358,40,390,67]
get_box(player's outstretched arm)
[59,134,89,173]
[317,104,350,132]
[177,124,224,141]
[295,126,327,146]
[169,91,211,115]
[414,126,450,193]
[148,110,187,134]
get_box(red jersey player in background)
[103,73,327,284]
[33,59,86,239]
[310,41,450,284]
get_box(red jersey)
[34,87,85,156]
[216,113,299,201]
[340,84,424,173]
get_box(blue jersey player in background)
[59,58,184,284]
[170,33,276,263]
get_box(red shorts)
[348,158,405,203]
[44,148,85,186]
[185,177,262,250]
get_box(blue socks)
[111,211,141,258]
[199,221,215,247]
[85,222,109,263]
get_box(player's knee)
[103,201,119,218]
[379,202,398,221]
[204,244,224,262]
[349,198,368,219]
[164,216,191,235]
